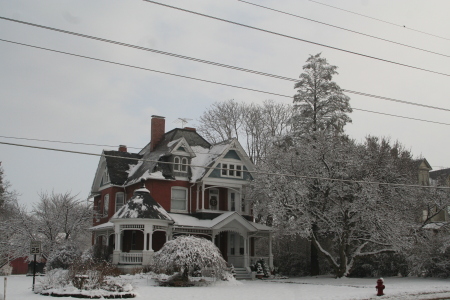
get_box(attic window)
[101,169,110,186]
[221,163,243,178]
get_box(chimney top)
[118,145,127,152]
[184,127,196,131]
[150,116,166,151]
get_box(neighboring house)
[426,167,450,223]
[89,115,272,275]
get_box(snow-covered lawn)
[2,274,450,300]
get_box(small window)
[103,194,109,216]
[181,157,188,172]
[222,164,228,176]
[115,192,124,212]
[174,157,180,171]
[236,165,242,177]
[171,187,188,211]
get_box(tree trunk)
[310,224,320,275]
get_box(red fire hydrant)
[376,278,385,296]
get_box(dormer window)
[174,157,180,171]
[174,156,188,173]
[221,163,243,178]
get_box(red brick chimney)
[150,115,165,151]
[184,127,196,132]
[118,145,127,152]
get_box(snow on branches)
[152,235,230,280]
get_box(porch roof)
[169,211,272,232]
[90,221,114,231]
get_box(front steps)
[234,267,252,280]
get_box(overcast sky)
[1,0,449,208]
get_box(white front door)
[228,232,245,267]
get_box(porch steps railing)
[234,267,252,280]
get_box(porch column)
[106,231,109,246]
[243,233,249,268]
[196,185,199,211]
[112,224,121,264]
[142,224,154,266]
[201,182,205,210]
[269,233,273,268]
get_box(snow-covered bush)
[47,243,82,270]
[153,235,230,283]
[35,268,70,293]
[68,259,121,290]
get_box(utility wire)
[0,135,141,150]
[308,0,450,42]
[1,38,449,126]
[1,141,449,190]
[141,0,450,78]
[1,38,449,113]
[238,0,450,58]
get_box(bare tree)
[197,99,292,163]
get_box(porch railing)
[119,252,143,264]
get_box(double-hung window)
[103,194,109,216]
[115,192,124,212]
[171,187,188,212]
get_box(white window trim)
[221,163,243,179]
[174,156,180,172]
[171,187,188,213]
[181,157,188,173]
[115,192,124,212]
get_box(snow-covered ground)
[1,274,450,300]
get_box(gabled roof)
[112,187,173,221]
[126,128,211,185]
[197,138,255,182]
[415,158,432,171]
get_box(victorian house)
[89,115,272,276]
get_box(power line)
[2,38,449,113]
[1,38,449,126]
[352,108,450,126]
[308,0,450,42]
[0,135,141,150]
[141,0,450,78]
[1,141,449,190]
[238,0,450,58]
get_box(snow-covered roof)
[169,211,271,232]
[90,221,113,231]
[112,188,172,221]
